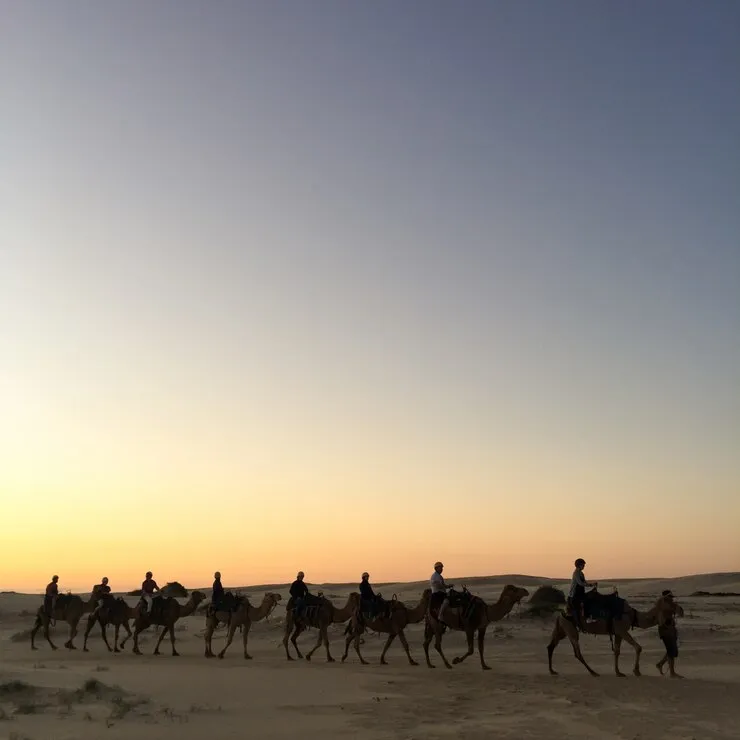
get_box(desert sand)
[1,572,739,739]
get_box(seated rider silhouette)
[290,571,310,616]
[141,571,160,614]
[91,577,112,616]
[44,575,59,622]
[212,571,224,610]
[568,558,596,629]
[359,572,386,618]
[430,561,454,623]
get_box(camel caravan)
[28,560,685,677]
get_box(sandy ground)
[1,572,739,739]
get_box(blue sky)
[1,1,739,588]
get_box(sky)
[1,1,739,592]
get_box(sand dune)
[1,573,739,739]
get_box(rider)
[359,572,382,617]
[568,558,596,629]
[290,571,309,615]
[92,577,112,613]
[44,575,59,618]
[430,561,451,622]
[141,571,160,614]
[212,571,224,610]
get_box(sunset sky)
[2,2,739,592]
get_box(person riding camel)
[91,577,112,616]
[44,575,59,623]
[290,571,310,615]
[359,572,386,618]
[430,561,453,623]
[212,571,224,610]
[141,571,160,614]
[568,558,596,629]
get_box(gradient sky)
[2,1,739,592]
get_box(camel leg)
[204,619,216,658]
[341,626,356,663]
[379,633,395,665]
[132,627,142,655]
[452,628,475,665]
[477,627,490,670]
[64,620,79,650]
[95,618,114,653]
[112,623,121,652]
[353,630,369,665]
[119,622,132,650]
[218,622,238,659]
[282,627,294,660]
[568,634,599,676]
[423,621,435,668]
[153,625,167,655]
[44,617,58,650]
[396,629,418,666]
[168,624,179,656]
[433,626,453,670]
[619,631,642,676]
[291,624,304,659]
[30,616,41,650]
[613,634,626,677]
[241,622,253,660]
[324,626,335,662]
[82,615,97,652]
[547,619,566,674]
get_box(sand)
[1,573,739,739]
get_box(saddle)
[208,591,243,618]
[55,593,75,610]
[583,590,626,622]
[359,595,392,621]
[449,588,481,622]
[138,594,168,620]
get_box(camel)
[341,589,431,666]
[30,592,99,650]
[132,591,206,656]
[547,590,684,677]
[282,593,357,662]
[423,584,530,670]
[204,592,282,659]
[82,596,140,653]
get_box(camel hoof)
[616,672,626,678]
[286,656,294,661]
[114,648,120,653]
[172,651,180,657]
[327,657,335,663]
[51,646,58,651]
[482,665,491,671]
[217,653,225,660]
[549,670,559,676]
[633,670,641,677]
[244,655,253,660]
[452,657,461,664]
[409,660,418,666]
[83,648,89,653]
[305,655,311,662]
[341,656,347,663]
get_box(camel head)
[501,584,530,605]
[262,591,282,614]
[190,590,207,607]
[348,592,362,608]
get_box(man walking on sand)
[656,590,683,678]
